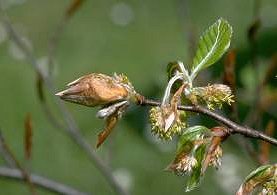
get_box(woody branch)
[139,98,277,146]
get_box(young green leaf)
[186,144,207,192]
[177,126,210,154]
[166,126,210,177]
[190,18,232,80]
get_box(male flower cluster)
[190,84,234,109]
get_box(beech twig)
[139,98,277,146]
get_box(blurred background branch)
[0,129,36,194]
[0,2,127,195]
[0,166,89,195]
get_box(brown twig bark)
[139,98,277,146]
[0,166,89,195]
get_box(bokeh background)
[0,0,276,194]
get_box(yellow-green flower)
[149,106,186,140]
[191,84,234,109]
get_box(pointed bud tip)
[55,91,64,97]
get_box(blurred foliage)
[0,0,276,194]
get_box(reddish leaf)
[24,113,33,160]
[202,136,221,174]
[202,126,229,174]
[96,115,118,148]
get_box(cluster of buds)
[166,152,198,176]
[56,73,140,147]
[149,106,186,140]
[190,84,234,110]
[149,84,187,140]
[208,145,223,169]
[261,177,277,195]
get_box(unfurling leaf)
[167,126,211,191]
[177,126,210,191]
[186,143,206,192]
[168,126,229,192]
[176,126,210,154]
[24,113,33,160]
[190,18,232,80]
[236,164,277,195]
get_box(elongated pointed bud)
[56,73,135,107]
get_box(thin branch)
[0,130,36,195]
[0,131,17,168]
[0,8,127,195]
[47,0,86,75]
[0,166,89,195]
[139,98,277,146]
[36,76,67,133]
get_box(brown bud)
[56,73,130,107]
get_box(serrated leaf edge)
[190,18,232,80]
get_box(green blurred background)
[0,0,276,194]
